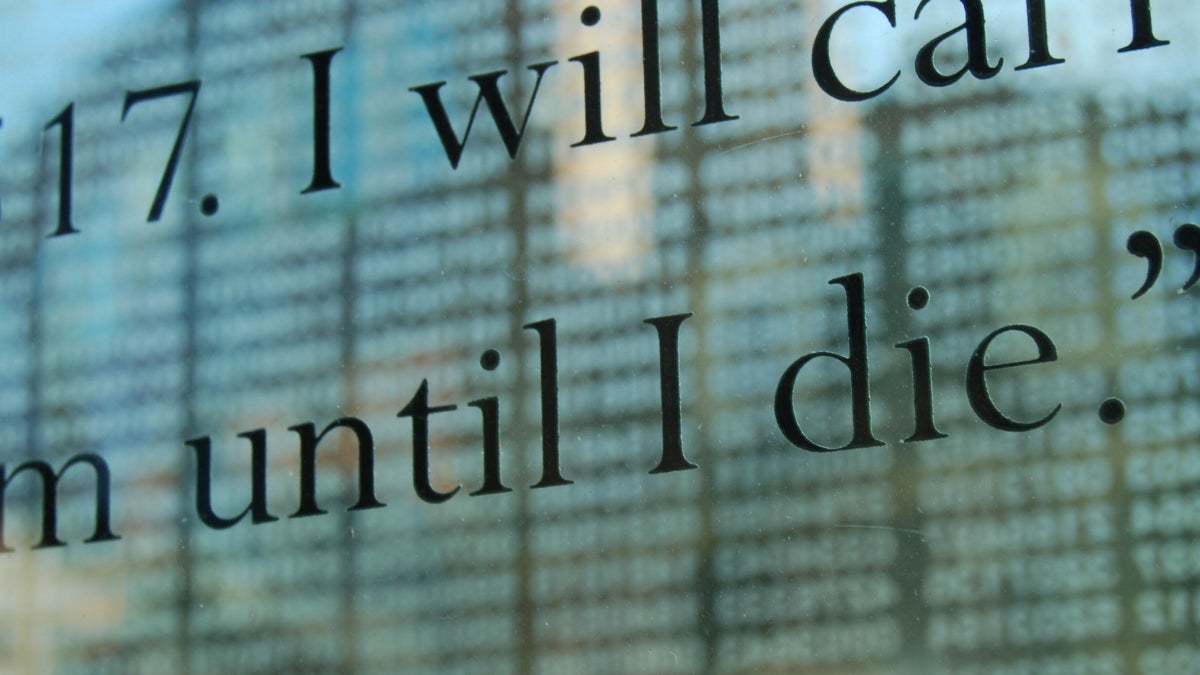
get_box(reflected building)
[0,1,1198,673]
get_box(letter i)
[569,6,617,146]
[895,287,948,443]
[469,349,512,496]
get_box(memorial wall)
[0,0,1198,673]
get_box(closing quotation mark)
[1127,224,1200,299]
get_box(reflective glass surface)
[2,1,1199,673]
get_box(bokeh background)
[1,0,1199,672]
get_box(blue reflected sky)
[0,1,165,124]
